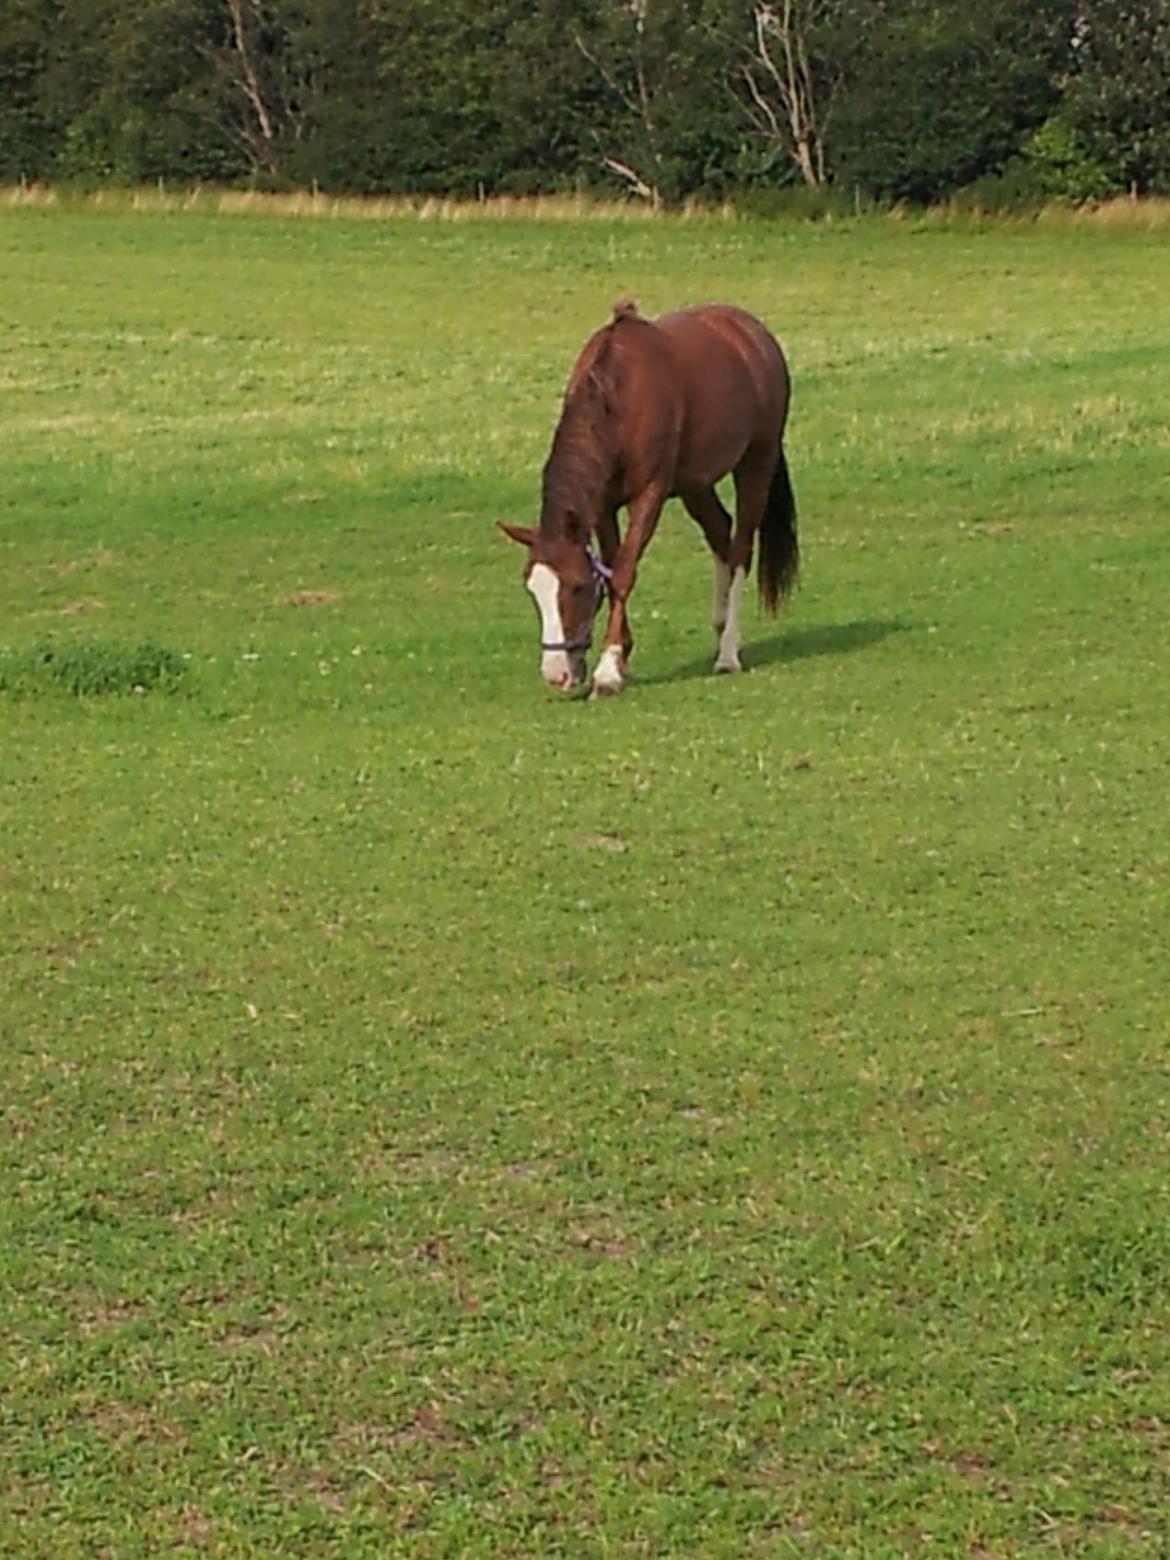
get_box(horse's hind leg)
[680,484,735,657]
[719,448,776,673]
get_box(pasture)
[1,198,1168,1556]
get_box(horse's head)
[499,521,611,692]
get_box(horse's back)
[651,304,789,487]
[565,299,789,499]
[656,304,788,422]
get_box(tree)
[571,0,746,204]
[0,0,59,180]
[25,1,227,183]
[367,0,597,196]
[3,0,1149,204]
[276,0,393,191]
[731,0,879,187]
[830,0,1076,202]
[194,0,313,180]
[1062,0,1170,194]
[573,0,665,200]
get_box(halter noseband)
[541,548,614,654]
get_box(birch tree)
[201,0,310,178]
[733,0,879,187]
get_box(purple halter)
[541,548,614,654]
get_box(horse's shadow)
[642,618,915,686]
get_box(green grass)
[0,638,188,696]
[1,203,1168,1557]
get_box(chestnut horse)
[501,297,798,696]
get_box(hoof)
[591,646,626,698]
[590,676,624,699]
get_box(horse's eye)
[571,581,591,597]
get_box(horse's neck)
[541,397,614,535]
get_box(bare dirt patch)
[284,589,341,607]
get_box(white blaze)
[528,562,571,684]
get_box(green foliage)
[361,0,601,196]
[0,0,58,180]
[566,0,749,202]
[278,0,402,191]
[1063,0,1170,195]
[953,118,1120,210]
[34,0,251,184]
[2,0,1169,202]
[1021,115,1121,202]
[832,0,1076,202]
[0,638,188,697]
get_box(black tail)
[757,445,799,614]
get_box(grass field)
[1,199,1168,1557]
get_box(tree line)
[2,1,1168,207]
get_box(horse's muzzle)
[541,650,585,691]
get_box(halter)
[540,548,614,653]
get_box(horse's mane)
[540,324,623,539]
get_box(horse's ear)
[498,521,537,548]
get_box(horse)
[500,297,798,697]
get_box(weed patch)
[0,638,187,697]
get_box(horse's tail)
[757,445,799,614]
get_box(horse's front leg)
[593,507,631,692]
[592,485,666,698]
[593,596,633,697]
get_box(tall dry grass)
[0,182,731,224]
[3,181,1168,229]
[1040,193,1170,231]
[913,193,1170,232]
